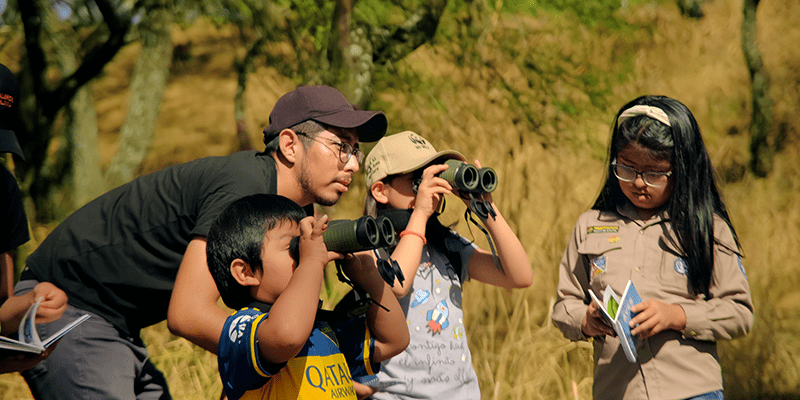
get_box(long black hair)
[593,95,740,297]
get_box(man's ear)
[277,129,301,164]
[370,181,389,204]
[230,259,261,287]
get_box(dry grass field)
[2,1,799,399]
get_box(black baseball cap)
[263,85,387,143]
[0,63,23,160]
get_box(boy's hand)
[298,215,331,268]
[582,301,615,337]
[337,253,376,287]
[31,282,68,324]
[629,299,686,338]
[413,164,452,219]
[353,381,377,399]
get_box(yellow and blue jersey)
[218,305,378,400]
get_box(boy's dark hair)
[593,95,740,298]
[207,194,307,309]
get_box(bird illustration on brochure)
[588,280,642,362]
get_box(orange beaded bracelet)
[399,230,427,245]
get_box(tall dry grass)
[2,1,799,399]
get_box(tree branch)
[47,0,132,119]
[372,0,448,66]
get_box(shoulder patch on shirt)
[738,256,748,280]
[587,226,619,234]
[674,258,688,275]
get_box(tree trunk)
[15,0,131,222]
[233,36,267,152]
[326,0,357,101]
[348,25,375,110]
[104,0,173,190]
[69,87,104,209]
[741,0,772,177]
[46,4,104,211]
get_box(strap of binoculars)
[464,204,503,272]
[334,260,390,314]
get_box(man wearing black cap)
[14,85,387,399]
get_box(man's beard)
[299,161,340,207]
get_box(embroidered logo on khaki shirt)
[587,226,619,234]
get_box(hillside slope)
[2,1,799,399]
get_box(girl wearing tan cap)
[348,130,532,399]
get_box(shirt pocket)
[577,236,623,290]
[657,247,691,294]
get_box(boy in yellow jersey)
[207,194,409,400]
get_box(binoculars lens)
[478,167,497,193]
[439,160,480,192]
[375,215,397,248]
[324,216,380,253]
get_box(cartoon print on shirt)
[426,300,450,334]
[452,323,464,340]
[410,290,431,308]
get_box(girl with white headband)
[552,95,753,399]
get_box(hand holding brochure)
[0,297,90,354]
[588,280,642,363]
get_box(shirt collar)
[616,202,670,226]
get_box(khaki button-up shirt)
[552,205,753,400]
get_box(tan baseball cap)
[364,130,466,187]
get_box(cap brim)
[389,150,467,177]
[0,129,24,160]
[313,110,387,142]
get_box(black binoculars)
[289,216,404,287]
[412,160,497,221]
[290,215,395,256]
[438,159,497,194]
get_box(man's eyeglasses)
[611,159,672,188]
[297,133,364,165]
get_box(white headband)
[617,105,671,127]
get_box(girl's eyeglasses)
[611,159,672,188]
